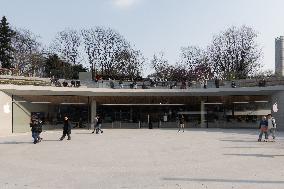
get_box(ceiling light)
[30,102,51,104]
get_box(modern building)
[275,36,284,76]
[2,37,284,136]
[1,79,284,135]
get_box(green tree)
[0,16,15,68]
[44,54,87,79]
[71,64,88,79]
[44,54,74,79]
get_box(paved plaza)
[0,128,284,189]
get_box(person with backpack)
[30,119,42,144]
[258,116,268,142]
[30,120,39,144]
[267,114,276,141]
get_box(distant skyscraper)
[275,36,284,76]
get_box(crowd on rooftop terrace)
[1,69,283,90]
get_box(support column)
[271,92,284,131]
[0,91,12,136]
[200,101,206,128]
[90,100,97,130]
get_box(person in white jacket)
[267,114,276,140]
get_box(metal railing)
[1,74,284,89]
[80,78,284,90]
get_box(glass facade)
[11,95,271,132]
[12,95,90,132]
[96,96,271,129]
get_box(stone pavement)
[0,128,284,189]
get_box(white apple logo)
[273,102,278,113]
[3,103,11,114]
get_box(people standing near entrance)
[258,116,268,142]
[178,114,185,132]
[60,116,72,141]
[92,115,103,134]
[148,117,153,129]
[267,114,276,141]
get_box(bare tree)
[208,26,262,80]
[180,46,203,71]
[81,28,98,79]
[150,52,192,82]
[81,27,130,78]
[178,46,212,81]
[11,28,44,76]
[251,69,274,79]
[170,63,188,82]
[51,29,81,66]
[114,48,145,80]
[150,52,172,81]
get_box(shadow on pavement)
[220,139,256,143]
[75,132,94,135]
[223,153,284,158]
[224,146,270,149]
[0,139,61,144]
[42,139,60,142]
[0,141,32,144]
[159,128,262,136]
[162,177,284,184]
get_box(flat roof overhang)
[1,85,284,97]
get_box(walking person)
[37,118,43,142]
[60,116,72,141]
[267,114,276,141]
[178,114,185,132]
[92,115,98,134]
[92,115,103,134]
[30,120,40,144]
[258,116,268,142]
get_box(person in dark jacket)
[30,120,40,144]
[148,117,153,129]
[60,116,72,140]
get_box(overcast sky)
[1,0,283,73]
